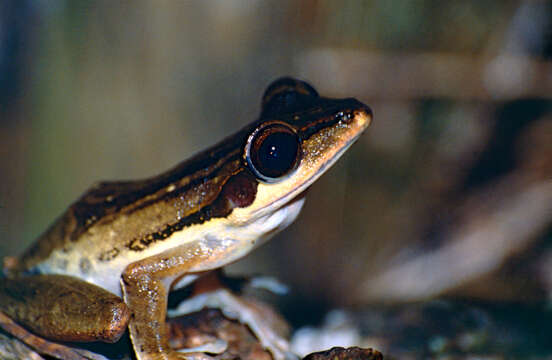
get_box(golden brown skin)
[1,78,372,360]
[0,275,129,343]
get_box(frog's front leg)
[121,242,235,360]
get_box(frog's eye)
[245,122,301,182]
[261,77,318,117]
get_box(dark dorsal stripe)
[69,96,366,243]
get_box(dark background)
[1,1,551,355]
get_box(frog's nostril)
[335,110,354,124]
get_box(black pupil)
[253,129,299,179]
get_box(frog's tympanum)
[0,78,372,360]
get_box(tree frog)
[0,78,372,360]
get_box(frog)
[0,77,372,360]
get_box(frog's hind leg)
[0,310,109,360]
[0,274,130,359]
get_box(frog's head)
[225,77,372,235]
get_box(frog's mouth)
[249,132,359,222]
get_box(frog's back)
[14,178,159,272]
[11,132,245,279]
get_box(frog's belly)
[33,198,305,296]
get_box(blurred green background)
[1,1,552,355]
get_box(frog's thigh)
[121,242,229,360]
[0,274,130,343]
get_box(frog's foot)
[169,289,297,360]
